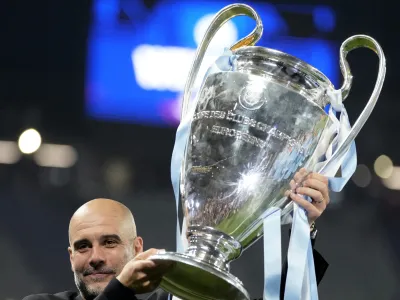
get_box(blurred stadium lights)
[12,128,79,168]
[103,158,133,193]
[0,141,21,164]
[351,164,372,188]
[382,166,400,191]
[374,154,393,179]
[0,137,78,168]
[33,144,78,168]
[18,128,42,154]
[132,45,195,92]
[373,154,400,190]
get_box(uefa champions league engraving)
[150,3,386,300]
[186,71,327,232]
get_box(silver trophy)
[150,3,386,300]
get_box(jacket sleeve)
[94,278,139,300]
[312,248,329,285]
[94,280,170,300]
[21,282,166,300]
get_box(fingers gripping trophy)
[150,3,386,300]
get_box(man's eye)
[77,244,89,251]
[105,240,117,247]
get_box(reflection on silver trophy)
[150,3,386,300]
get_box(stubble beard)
[74,249,135,300]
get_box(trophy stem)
[185,226,242,272]
[149,225,249,299]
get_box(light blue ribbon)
[171,103,195,254]
[262,208,282,300]
[283,202,312,300]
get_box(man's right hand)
[116,248,172,294]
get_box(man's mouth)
[89,273,112,278]
[84,270,115,277]
[85,272,115,281]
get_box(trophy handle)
[318,35,386,174]
[339,34,386,100]
[180,3,263,119]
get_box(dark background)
[1,0,399,299]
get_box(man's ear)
[68,247,74,272]
[134,236,144,255]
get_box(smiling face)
[68,199,143,300]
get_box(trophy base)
[150,252,250,300]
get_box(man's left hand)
[287,168,330,225]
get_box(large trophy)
[150,3,385,300]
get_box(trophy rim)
[150,252,250,300]
[233,46,335,90]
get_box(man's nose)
[89,245,106,268]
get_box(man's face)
[68,214,142,300]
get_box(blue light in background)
[85,0,339,126]
[313,6,336,32]
[93,0,119,24]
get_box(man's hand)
[286,168,330,224]
[116,248,172,294]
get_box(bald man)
[23,170,330,300]
[23,199,172,300]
